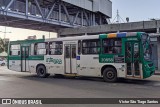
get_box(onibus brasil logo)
[46,58,62,64]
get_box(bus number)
[101,58,114,63]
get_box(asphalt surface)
[0,66,160,107]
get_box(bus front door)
[64,44,77,74]
[125,42,141,78]
[21,46,29,72]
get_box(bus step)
[64,74,78,77]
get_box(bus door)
[21,46,29,72]
[64,44,77,74]
[125,41,141,78]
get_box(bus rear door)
[64,44,77,74]
[21,46,29,72]
[125,41,142,78]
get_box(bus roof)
[45,35,99,42]
[9,39,44,44]
[10,32,145,44]
[46,32,144,41]
[99,32,145,39]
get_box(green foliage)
[0,38,8,53]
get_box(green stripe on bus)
[28,56,44,60]
[8,56,44,60]
[99,34,107,39]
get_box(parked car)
[0,59,6,66]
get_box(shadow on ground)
[15,74,158,86]
[0,72,158,88]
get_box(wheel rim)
[39,68,44,75]
[106,70,115,79]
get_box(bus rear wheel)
[36,65,49,78]
[103,67,117,82]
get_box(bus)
[7,32,155,82]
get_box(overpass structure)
[59,20,160,36]
[0,0,112,31]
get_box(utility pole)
[112,10,126,33]
[112,10,125,23]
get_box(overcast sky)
[0,0,159,41]
[0,26,57,41]
[111,0,160,22]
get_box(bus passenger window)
[82,39,100,54]
[78,40,81,55]
[102,38,122,54]
[65,46,70,58]
[30,44,34,55]
[72,46,76,58]
[35,43,47,55]
[49,41,63,55]
[10,44,20,56]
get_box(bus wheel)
[36,65,49,78]
[103,67,117,82]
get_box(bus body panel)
[45,55,64,74]
[7,32,155,81]
[9,60,21,72]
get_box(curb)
[154,73,160,75]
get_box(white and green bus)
[7,32,155,82]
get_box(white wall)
[62,0,112,18]
[93,0,112,17]
[62,0,93,11]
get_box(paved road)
[0,66,160,107]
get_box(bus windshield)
[142,34,152,61]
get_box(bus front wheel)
[36,65,49,78]
[103,67,117,82]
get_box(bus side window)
[10,44,20,56]
[45,42,48,55]
[30,43,35,55]
[82,39,100,55]
[34,43,37,55]
[78,40,81,55]
[18,51,20,55]
[49,41,63,55]
[102,38,122,54]
[35,43,47,55]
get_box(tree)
[0,38,8,53]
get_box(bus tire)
[36,65,49,78]
[103,67,117,82]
